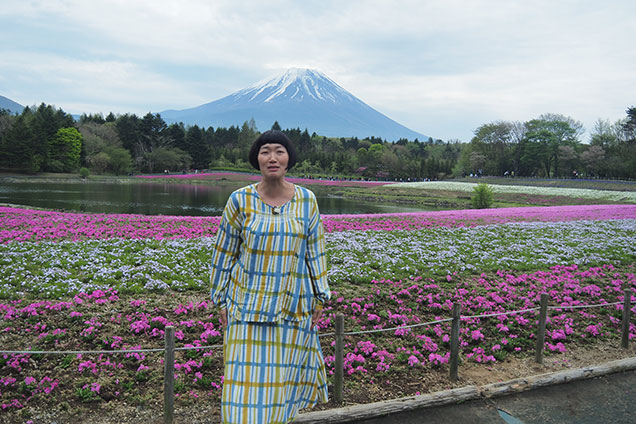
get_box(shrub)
[79,167,90,178]
[471,183,494,208]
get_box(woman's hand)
[311,308,322,330]
[219,308,228,328]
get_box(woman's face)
[258,143,289,178]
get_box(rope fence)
[0,344,224,356]
[0,289,633,423]
[548,301,623,310]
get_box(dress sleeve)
[209,193,241,309]
[305,194,330,306]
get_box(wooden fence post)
[164,326,175,424]
[449,303,461,382]
[334,314,344,404]
[535,293,549,364]
[622,289,632,349]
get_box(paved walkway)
[350,370,636,424]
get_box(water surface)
[0,178,429,216]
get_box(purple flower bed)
[1,264,634,413]
[320,264,636,377]
[1,199,635,417]
[2,204,635,243]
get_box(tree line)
[457,110,636,180]
[0,104,634,180]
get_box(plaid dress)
[210,184,330,423]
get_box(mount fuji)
[160,68,427,141]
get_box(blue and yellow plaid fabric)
[210,183,330,322]
[210,183,331,422]
[222,317,328,423]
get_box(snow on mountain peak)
[160,68,427,141]
[237,68,352,104]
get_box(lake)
[0,178,429,216]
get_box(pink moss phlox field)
[0,289,224,410]
[136,171,392,187]
[2,204,635,243]
[0,265,634,410]
[322,204,636,232]
[319,264,636,375]
[0,207,221,243]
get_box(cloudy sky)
[1,0,634,141]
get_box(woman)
[210,130,331,423]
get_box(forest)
[0,104,634,180]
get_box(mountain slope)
[160,69,427,141]
[0,96,24,114]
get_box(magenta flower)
[428,353,450,365]
[2,204,635,242]
[376,361,391,372]
[471,329,485,341]
[407,355,420,366]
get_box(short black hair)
[248,130,298,171]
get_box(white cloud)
[1,0,635,140]
[0,50,209,114]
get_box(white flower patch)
[0,221,634,298]
[325,219,636,284]
[391,181,636,202]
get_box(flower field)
[1,203,635,421]
[392,181,636,203]
[2,204,635,243]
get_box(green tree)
[165,123,187,152]
[237,120,258,150]
[557,145,578,177]
[580,145,605,177]
[469,151,487,175]
[471,183,494,209]
[48,127,83,172]
[613,106,636,179]
[30,104,74,169]
[0,108,16,143]
[470,121,518,175]
[515,136,547,177]
[364,143,384,176]
[140,113,168,145]
[185,125,208,169]
[79,121,132,174]
[380,149,399,176]
[147,146,191,173]
[0,114,41,172]
[90,151,111,173]
[108,147,133,175]
[589,119,620,148]
[297,129,312,154]
[355,147,369,172]
[622,106,636,141]
[115,113,141,153]
[295,159,318,175]
[79,113,106,125]
[523,114,583,177]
